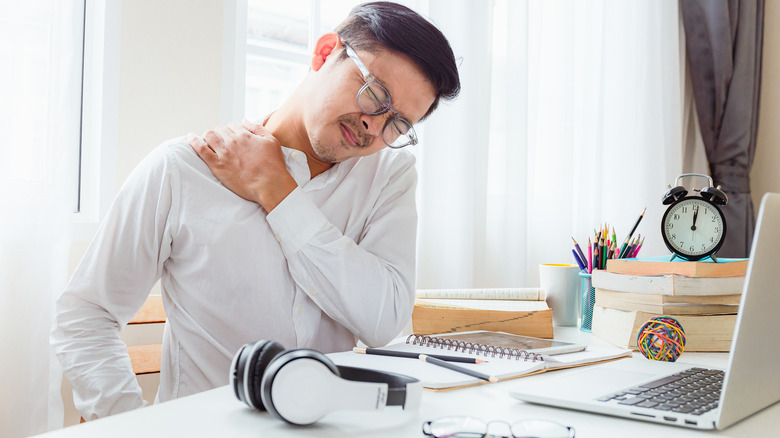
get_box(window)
[243,0,425,121]
[0,0,85,208]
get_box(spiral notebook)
[328,331,631,390]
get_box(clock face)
[661,197,726,260]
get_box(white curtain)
[0,1,82,435]
[418,0,685,289]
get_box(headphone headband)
[335,365,421,410]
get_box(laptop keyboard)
[596,367,724,415]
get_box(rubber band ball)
[637,316,686,362]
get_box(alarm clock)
[661,173,728,262]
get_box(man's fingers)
[213,125,235,144]
[187,133,217,162]
[227,121,248,135]
[243,118,269,136]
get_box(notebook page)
[542,345,632,370]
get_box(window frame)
[72,0,121,241]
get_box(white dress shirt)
[51,137,418,420]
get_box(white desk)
[37,328,779,438]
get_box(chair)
[126,295,166,375]
[79,295,166,423]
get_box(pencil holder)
[579,272,595,332]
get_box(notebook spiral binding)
[405,334,544,362]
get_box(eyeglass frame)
[422,416,576,438]
[342,43,419,149]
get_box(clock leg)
[711,254,718,263]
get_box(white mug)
[539,264,581,326]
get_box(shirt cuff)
[265,187,329,257]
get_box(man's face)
[303,47,436,164]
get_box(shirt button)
[291,151,301,160]
[274,234,281,242]
[296,305,303,314]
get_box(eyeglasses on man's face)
[422,416,576,438]
[343,43,418,149]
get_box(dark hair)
[335,1,460,120]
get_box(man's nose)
[359,112,389,138]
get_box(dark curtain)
[681,0,765,258]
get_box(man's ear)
[311,33,342,71]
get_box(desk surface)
[37,327,778,438]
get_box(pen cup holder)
[579,272,595,332]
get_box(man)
[52,1,460,420]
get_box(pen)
[419,354,498,383]
[352,347,487,364]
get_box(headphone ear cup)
[261,349,341,425]
[243,340,285,411]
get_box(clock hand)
[691,205,699,242]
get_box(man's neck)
[263,106,334,179]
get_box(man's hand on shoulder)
[187,119,297,212]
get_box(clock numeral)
[711,216,717,222]
[673,213,680,220]
[690,246,695,252]
[671,233,676,240]
[710,237,714,243]
[714,227,720,233]
[681,207,688,213]
[701,244,706,250]
[667,222,674,229]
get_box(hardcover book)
[591,305,737,352]
[605,256,748,278]
[591,270,745,296]
[411,299,553,339]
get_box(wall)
[62,0,224,426]
[752,0,780,205]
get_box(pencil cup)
[579,272,595,332]
[539,264,580,326]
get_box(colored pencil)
[632,236,645,258]
[617,236,630,259]
[587,238,593,274]
[572,249,586,270]
[628,207,647,237]
[419,354,498,383]
[572,237,587,269]
[352,347,487,364]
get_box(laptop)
[510,192,780,430]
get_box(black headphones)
[229,340,423,425]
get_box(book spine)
[416,288,545,301]
[405,334,544,362]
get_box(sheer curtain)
[418,0,685,289]
[0,1,82,436]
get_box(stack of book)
[591,257,748,351]
[411,288,554,339]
